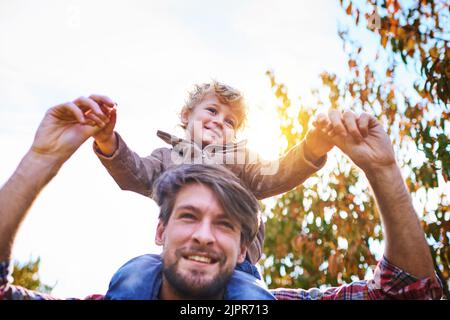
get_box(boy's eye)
[225,119,235,127]
[206,107,217,114]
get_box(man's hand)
[315,110,396,174]
[31,95,115,163]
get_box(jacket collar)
[156,130,247,155]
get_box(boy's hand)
[85,95,118,156]
[315,109,367,141]
[303,113,335,163]
[307,109,369,163]
[320,110,395,173]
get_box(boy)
[91,81,333,299]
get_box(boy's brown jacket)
[94,130,326,264]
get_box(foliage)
[12,257,54,294]
[261,0,449,298]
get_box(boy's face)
[155,183,246,299]
[182,93,238,147]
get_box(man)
[106,163,272,300]
[0,96,443,299]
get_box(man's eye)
[218,221,235,230]
[179,213,196,220]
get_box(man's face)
[182,93,238,147]
[155,183,246,300]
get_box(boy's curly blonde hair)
[180,80,247,131]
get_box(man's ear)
[237,244,247,264]
[181,109,191,127]
[155,221,165,246]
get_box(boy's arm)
[92,106,118,156]
[93,132,166,198]
[241,127,332,200]
[95,131,118,156]
[91,107,166,198]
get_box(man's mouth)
[183,253,219,265]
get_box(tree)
[261,0,449,298]
[12,257,54,294]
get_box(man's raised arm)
[323,110,435,279]
[0,95,114,262]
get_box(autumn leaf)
[381,35,388,48]
[346,3,352,15]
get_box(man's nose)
[192,220,215,245]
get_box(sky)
[0,0,353,297]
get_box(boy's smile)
[203,124,221,140]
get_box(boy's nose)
[212,115,224,128]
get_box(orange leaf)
[393,0,400,13]
[386,68,393,78]
[348,59,357,69]
[381,35,388,48]
[328,254,338,277]
[346,3,352,15]
[429,47,438,59]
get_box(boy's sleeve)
[242,140,326,200]
[93,132,166,198]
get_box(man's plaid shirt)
[0,256,442,300]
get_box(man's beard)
[163,251,233,299]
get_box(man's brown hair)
[153,164,260,247]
